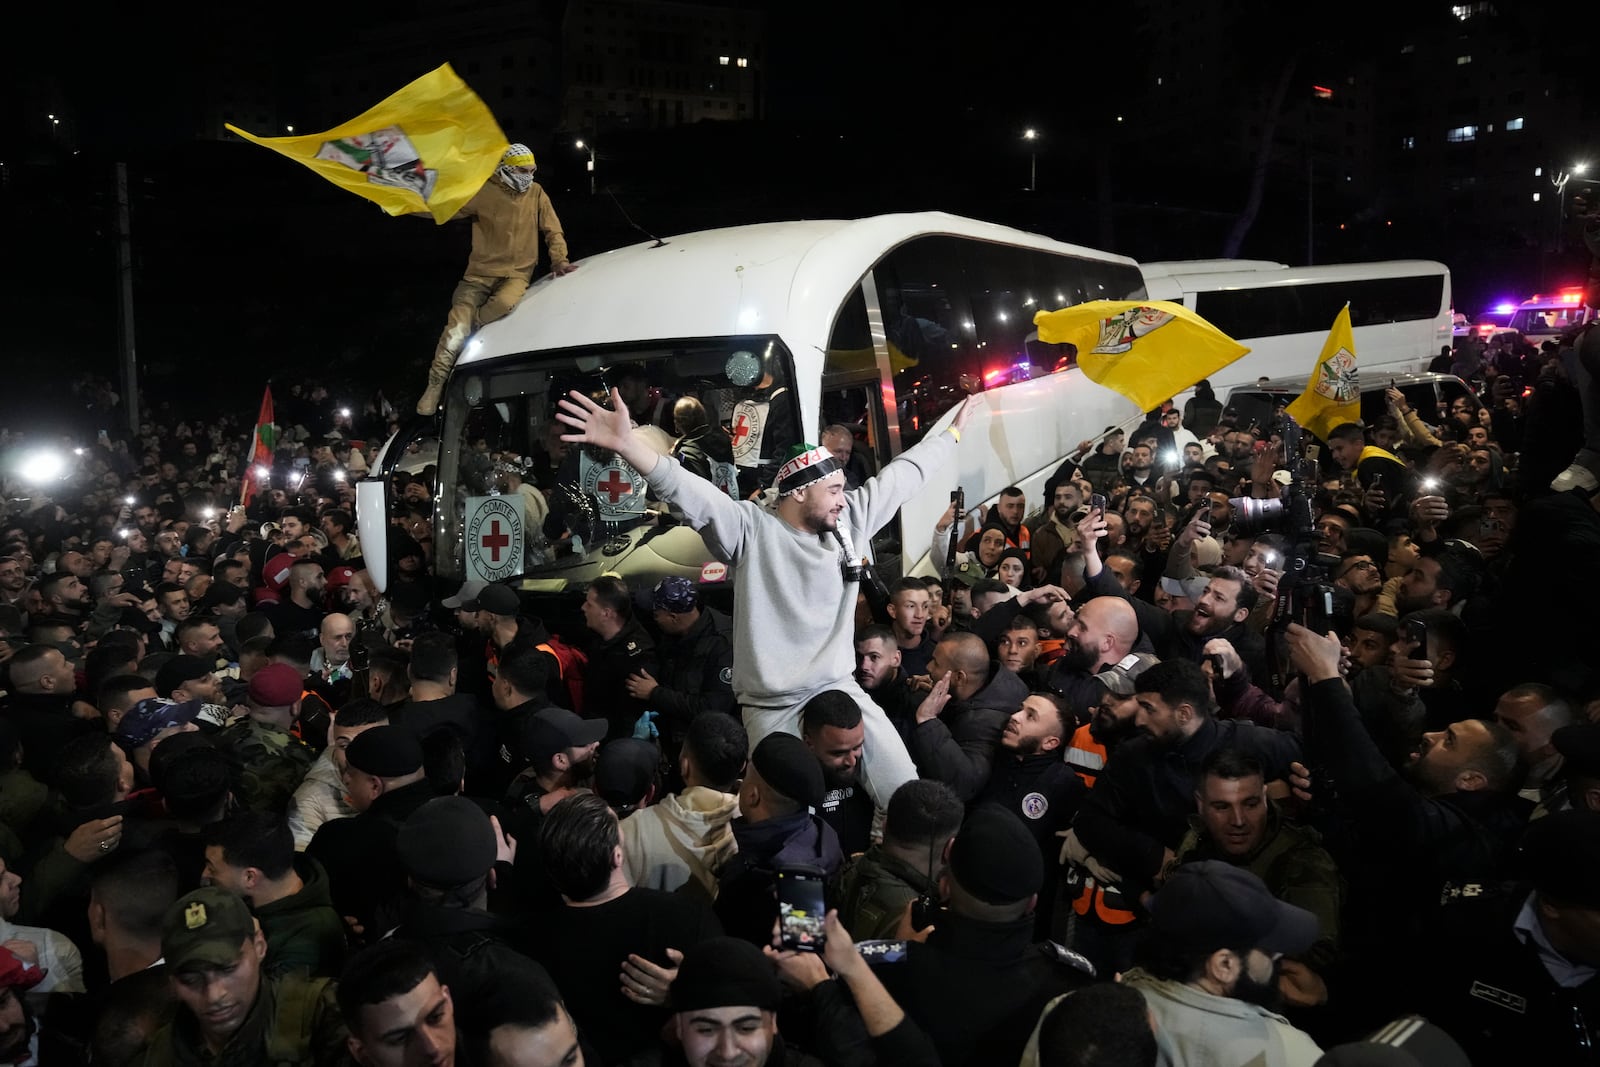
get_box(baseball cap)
[441,580,487,610]
[1518,808,1600,908]
[1147,861,1318,958]
[652,576,697,614]
[1093,652,1161,697]
[161,887,258,974]
[155,655,213,698]
[1158,575,1209,603]
[532,707,608,748]
[462,584,519,616]
[948,560,985,588]
[0,948,44,993]
[115,697,202,749]
[325,565,358,589]
[261,552,294,591]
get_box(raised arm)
[556,388,659,475]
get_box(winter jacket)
[1122,969,1323,1066]
[454,179,569,279]
[255,855,347,978]
[906,664,1029,801]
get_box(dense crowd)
[0,299,1597,1067]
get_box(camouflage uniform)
[215,718,316,815]
[833,846,938,942]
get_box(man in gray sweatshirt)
[557,387,976,805]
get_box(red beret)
[248,663,304,707]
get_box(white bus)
[359,212,1156,599]
[1140,258,1454,387]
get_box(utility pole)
[114,162,140,435]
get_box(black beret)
[1520,809,1600,908]
[398,797,496,887]
[345,726,423,777]
[751,733,823,810]
[1553,723,1600,780]
[670,937,782,1011]
[949,804,1044,904]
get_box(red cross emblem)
[595,469,633,504]
[731,413,751,449]
[480,519,511,562]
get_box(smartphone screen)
[776,869,827,953]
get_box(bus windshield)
[434,338,801,591]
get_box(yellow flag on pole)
[1032,300,1251,413]
[225,64,507,224]
[1285,304,1360,442]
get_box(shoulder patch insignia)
[856,939,909,964]
[719,667,733,685]
[1021,792,1049,820]
[1469,981,1527,1014]
[1042,941,1097,977]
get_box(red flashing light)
[983,368,1009,384]
[1312,85,1333,99]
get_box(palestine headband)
[774,445,842,495]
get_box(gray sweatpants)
[741,677,918,809]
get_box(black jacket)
[979,751,1085,854]
[583,618,658,740]
[650,607,736,736]
[869,909,1095,1067]
[390,901,553,1032]
[1073,716,1302,893]
[305,779,436,937]
[906,665,1029,801]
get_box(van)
[1221,372,1476,435]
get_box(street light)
[1022,128,1038,192]
[575,140,596,195]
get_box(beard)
[1231,959,1284,1012]
[1089,711,1140,746]
[1056,640,1100,675]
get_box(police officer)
[626,577,735,755]
[866,805,1095,1067]
[1415,810,1600,1064]
[141,886,347,1065]
[976,692,1084,939]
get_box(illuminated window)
[1456,54,1472,65]
[717,55,729,65]
[1506,117,1524,130]
[1401,136,1415,149]
[1446,125,1477,142]
[1533,192,1541,202]
[736,57,748,68]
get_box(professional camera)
[1224,414,1343,685]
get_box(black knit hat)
[750,733,823,810]
[345,726,423,777]
[398,797,496,887]
[949,804,1044,904]
[670,937,782,1011]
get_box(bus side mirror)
[355,477,389,595]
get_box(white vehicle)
[1504,288,1591,349]
[359,212,1162,599]
[1141,258,1454,386]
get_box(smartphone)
[1089,493,1107,512]
[1204,652,1225,677]
[1404,618,1428,652]
[776,868,827,953]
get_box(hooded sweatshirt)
[620,787,740,896]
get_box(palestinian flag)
[242,387,276,506]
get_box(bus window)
[822,283,877,383]
[873,237,979,449]
[433,339,801,585]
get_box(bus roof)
[1140,259,1289,277]
[459,211,1142,367]
[1149,259,1448,295]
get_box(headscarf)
[497,143,536,194]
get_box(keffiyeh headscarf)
[497,143,537,193]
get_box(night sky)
[1,0,1589,429]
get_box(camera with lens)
[1226,414,1344,686]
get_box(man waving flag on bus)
[1033,300,1249,412]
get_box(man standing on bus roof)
[417,143,579,417]
[557,387,977,807]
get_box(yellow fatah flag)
[1032,300,1250,413]
[225,64,507,223]
[1285,305,1360,442]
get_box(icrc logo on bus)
[465,496,524,582]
